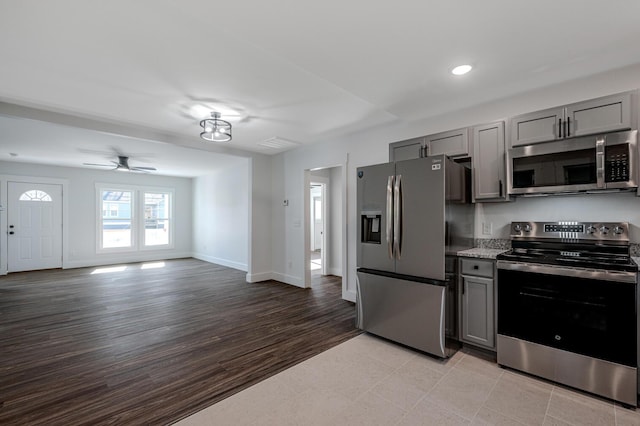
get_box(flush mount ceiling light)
[451,64,473,75]
[200,111,232,142]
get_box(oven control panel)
[510,221,629,241]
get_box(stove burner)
[499,221,637,273]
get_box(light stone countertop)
[457,248,508,260]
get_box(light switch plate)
[482,222,492,235]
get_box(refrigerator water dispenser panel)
[361,211,382,244]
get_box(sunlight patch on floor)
[90,265,127,274]
[141,261,166,270]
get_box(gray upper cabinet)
[565,92,632,138]
[389,137,425,162]
[510,91,635,148]
[510,107,564,147]
[472,121,507,201]
[426,128,469,157]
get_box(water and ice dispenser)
[361,211,382,244]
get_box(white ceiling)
[1,0,640,176]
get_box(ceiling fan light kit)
[200,111,232,142]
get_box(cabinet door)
[510,107,564,147]
[472,121,507,201]
[460,275,495,349]
[426,128,469,157]
[389,137,425,162]
[566,91,633,138]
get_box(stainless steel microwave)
[508,130,638,195]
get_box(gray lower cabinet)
[459,258,495,350]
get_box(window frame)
[96,184,174,253]
[140,189,174,250]
[96,184,136,253]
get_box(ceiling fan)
[83,156,157,172]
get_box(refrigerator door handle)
[386,175,394,259]
[393,174,402,259]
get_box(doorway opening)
[309,182,326,277]
[304,166,344,291]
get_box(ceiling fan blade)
[132,166,157,171]
[83,163,114,167]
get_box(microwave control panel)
[604,144,629,182]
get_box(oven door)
[497,266,636,367]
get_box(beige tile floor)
[175,334,640,425]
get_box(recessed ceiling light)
[451,64,473,75]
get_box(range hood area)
[508,129,638,197]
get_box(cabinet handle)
[473,265,479,270]
[499,179,503,197]
[558,118,562,138]
[567,117,570,137]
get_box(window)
[97,184,173,252]
[100,190,133,249]
[19,190,52,201]
[144,192,171,246]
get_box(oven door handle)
[496,260,637,283]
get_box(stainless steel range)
[496,221,638,406]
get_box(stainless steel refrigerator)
[356,154,474,358]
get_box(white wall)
[329,166,343,276]
[192,158,250,271]
[247,155,273,282]
[272,62,640,302]
[0,161,192,273]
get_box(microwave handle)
[596,138,605,187]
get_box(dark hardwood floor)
[0,258,360,425]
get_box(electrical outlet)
[482,222,493,235]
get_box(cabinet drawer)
[460,258,494,278]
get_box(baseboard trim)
[327,267,342,277]
[192,253,248,272]
[271,272,304,288]
[63,252,193,270]
[245,271,273,283]
[343,289,356,303]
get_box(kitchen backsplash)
[476,192,640,242]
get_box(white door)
[7,182,63,272]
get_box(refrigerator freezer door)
[357,162,396,272]
[394,156,446,280]
[356,271,447,358]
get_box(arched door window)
[19,190,52,201]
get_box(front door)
[7,182,63,272]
